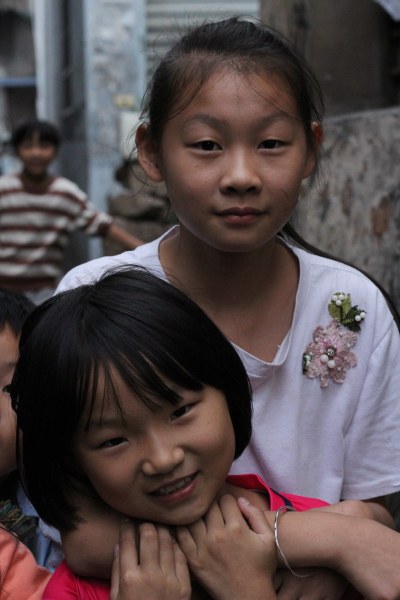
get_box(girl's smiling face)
[73,371,236,526]
[137,68,319,255]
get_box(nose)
[220,149,262,195]
[28,144,43,157]
[141,430,185,476]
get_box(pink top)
[0,528,51,599]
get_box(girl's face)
[138,68,320,255]
[73,371,236,526]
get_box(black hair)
[140,16,400,327]
[10,119,61,150]
[140,16,323,162]
[0,289,34,336]
[11,267,252,532]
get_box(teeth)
[156,476,193,496]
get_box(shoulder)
[43,560,109,599]
[56,227,175,293]
[50,176,87,201]
[294,247,394,317]
[0,173,21,191]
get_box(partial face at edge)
[73,370,236,526]
[0,325,19,479]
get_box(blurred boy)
[0,120,143,303]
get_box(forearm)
[105,222,144,250]
[266,509,400,598]
[61,496,121,578]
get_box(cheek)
[83,459,130,500]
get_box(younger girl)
[56,17,400,530]
[11,267,400,599]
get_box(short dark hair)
[0,289,34,336]
[11,119,61,150]
[12,267,252,531]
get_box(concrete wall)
[261,0,394,116]
[83,0,146,259]
[296,106,400,310]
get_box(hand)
[177,495,277,600]
[274,568,348,600]
[111,519,191,600]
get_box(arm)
[103,222,144,250]
[363,497,395,528]
[263,507,400,600]
[110,520,191,600]
[61,492,121,578]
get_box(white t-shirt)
[57,227,400,503]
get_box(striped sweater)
[0,173,112,292]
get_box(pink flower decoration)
[302,320,358,388]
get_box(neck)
[160,226,299,360]
[21,169,52,189]
[160,227,283,309]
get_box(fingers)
[119,518,140,568]
[157,525,179,573]
[237,496,273,534]
[173,542,191,591]
[110,544,120,600]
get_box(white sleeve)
[342,314,400,499]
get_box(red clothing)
[42,474,351,599]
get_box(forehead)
[78,364,165,429]
[173,66,299,124]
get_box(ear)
[135,123,164,183]
[311,121,324,148]
[303,121,324,178]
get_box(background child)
[56,17,400,531]
[0,119,143,304]
[11,267,400,600]
[0,287,63,571]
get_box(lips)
[151,473,197,497]
[217,207,263,217]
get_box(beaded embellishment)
[302,293,366,388]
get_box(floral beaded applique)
[302,293,366,388]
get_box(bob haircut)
[11,119,61,150]
[11,266,253,531]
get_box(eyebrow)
[182,111,292,130]
[85,415,126,431]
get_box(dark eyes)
[194,140,220,151]
[100,437,126,448]
[193,139,283,151]
[259,139,282,149]
[171,404,193,420]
